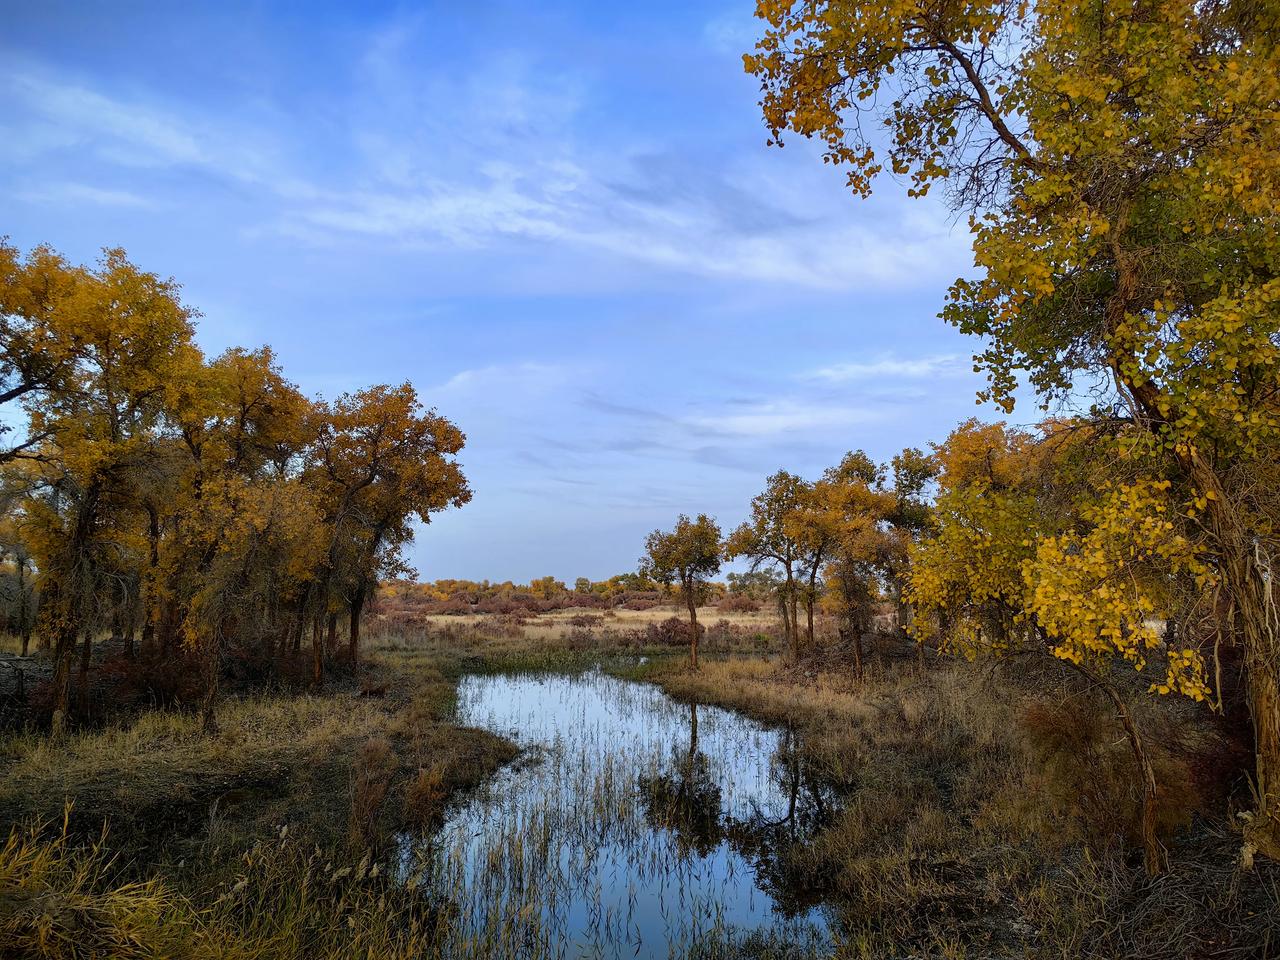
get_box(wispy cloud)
[17,180,158,208]
[3,31,969,293]
[703,9,760,56]
[684,398,878,437]
[6,72,204,167]
[2,68,289,192]
[808,353,968,383]
[436,362,571,396]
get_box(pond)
[399,668,832,959]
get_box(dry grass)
[0,630,524,959]
[4,617,1278,959]
[0,633,517,862]
[626,653,1280,959]
[378,603,784,642]
[0,813,450,960]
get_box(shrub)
[717,594,760,613]
[646,617,699,647]
[403,765,447,827]
[348,737,396,849]
[1020,697,1202,853]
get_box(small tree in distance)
[640,514,722,669]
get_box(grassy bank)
[625,652,1280,959]
[0,631,529,959]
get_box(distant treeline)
[376,571,783,617]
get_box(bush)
[646,617,700,647]
[717,594,760,613]
[1020,697,1202,853]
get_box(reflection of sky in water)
[400,669,829,959]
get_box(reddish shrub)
[646,617,700,647]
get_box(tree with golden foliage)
[748,0,1280,861]
[725,471,809,659]
[908,418,1210,871]
[307,384,470,680]
[0,241,471,734]
[641,514,723,669]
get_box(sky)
[1,1,1012,583]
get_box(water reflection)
[640,704,726,858]
[400,669,831,959]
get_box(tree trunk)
[778,592,792,654]
[156,599,177,655]
[1192,456,1280,863]
[685,576,699,669]
[806,561,820,649]
[140,502,161,657]
[311,614,324,687]
[16,558,31,657]
[1244,656,1280,865]
[785,565,800,660]
[49,483,100,728]
[326,612,338,655]
[200,628,220,735]
[348,584,367,665]
[77,630,92,717]
[50,623,77,734]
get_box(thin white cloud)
[7,72,203,167]
[3,38,970,293]
[684,399,877,437]
[703,9,759,55]
[18,181,157,209]
[3,69,277,185]
[809,353,968,382]
[436,362,571,396]
[282,171,960,291]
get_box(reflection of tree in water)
[640,703,726,857]
[641,705,838,916]
[724,725,837,916]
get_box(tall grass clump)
[1,813,439,960]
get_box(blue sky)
[1,1,1009,582]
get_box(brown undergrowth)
[0,630,518,959]
[5,615,1279,959]
[625,645,1280,959]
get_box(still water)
[400,668,831,959]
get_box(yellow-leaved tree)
[641,514,723,669]
[908,419,1200,870]
[748,0,1280,862]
